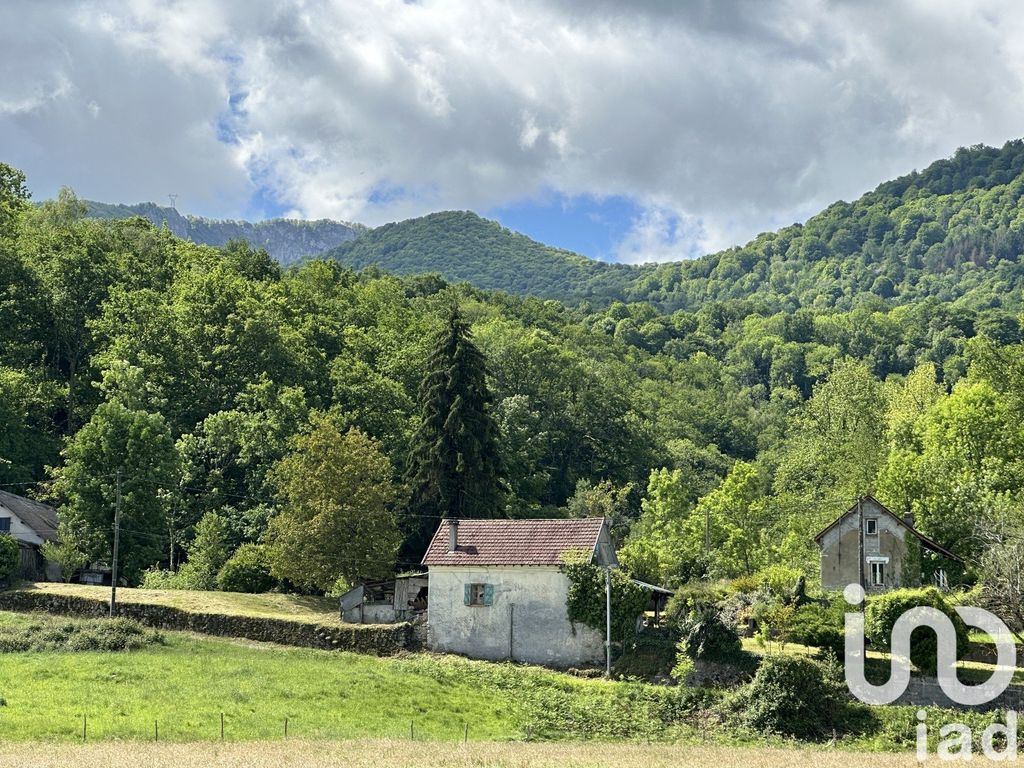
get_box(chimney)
[903,512,915,529]
[447,519,459,553]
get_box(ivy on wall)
[561,550,649,643]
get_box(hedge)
[0,589,412,655]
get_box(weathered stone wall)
[896,676,1024,711]
[0,589,412,655]
[426,565,605,668]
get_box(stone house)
[421,517,617,667]
[0,489,60,581]
[815,494,963,593]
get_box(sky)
[3,1,1024,264]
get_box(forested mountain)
[323,210,639,302]
[83,200,363,265]
[325,141,1024,313]
[6,143,1024,618]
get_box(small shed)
[340,573,429,624]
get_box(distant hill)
[84,139,1024,312]
[323,210,643,303]
[83,201,363,265]
[325,141,1024,312]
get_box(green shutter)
[464,584,471,606]
[483,584,494,606]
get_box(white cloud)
[3,0,1024,259]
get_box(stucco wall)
[0,506,44,546]
[426,565,605,667]
[819,498,916,592]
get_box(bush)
[0,534,19,582]
[140,564,208,591]
[562,559,649,643]
[864,587,969,675]
[663,582,729,632]
[743,654,844,739]
[0,616,164,653]
[730,565,802,598]
[788,601,845,656]
[217,544,275,593]
[678,608,743,663]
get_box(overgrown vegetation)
[0,615,163,653]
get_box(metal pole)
[110,469,121,618]
[604,566,612,678]
[857,496,864,590]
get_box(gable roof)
[422,517,609,567]
[0,489,58,543]
[813,494,963,564]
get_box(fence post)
[464,722,469,743]
[155,720,159,741]
[221,712,225,740]
[82,714,87,742]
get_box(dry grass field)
[17,581,340,623]
[0,740,940,768]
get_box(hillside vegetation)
[324,141,1024,313]
[83,201,362,265]
[324,210,638,302]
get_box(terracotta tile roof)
[421,517,606,566]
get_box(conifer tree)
[404,305,505,557]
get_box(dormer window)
[0,517,10,533]
[865,518,877,535]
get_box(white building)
[0,489,60,580]
[421,517,617,668]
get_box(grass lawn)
[0,740,949,767]
[16,581,340,624]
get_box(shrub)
[0,616,164,653]
[0,534,19,582]
[788,601,845,656]
[140,563,209,591]
[217,544,275,593]
[678,608,743,663]
[663,582,730,632]
[729,565,802,598]
[743,654,844,739]
[864,587,969,675]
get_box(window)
[871,562,885,586]
[464,583,494,607]
[865,518,878,535]
[0,517,9,533]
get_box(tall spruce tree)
[403,305,505,558]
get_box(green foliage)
[268,415,401,590]
[788,601,846,656]
[0,616,163,653]
[677,608,743,663]
[216,544,276,593]
[182,512,231,590]
[0,534,19,582]
[404,304,505,555]
[39,531,88,583]
[742,654,846,740]
[561,557,648,643]
[864,587,969,674]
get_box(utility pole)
[704,505,710,556]
[604,565,612,678]
[857,495,864,591]
[110,469,122,618]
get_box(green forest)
[4,142,1024,631]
